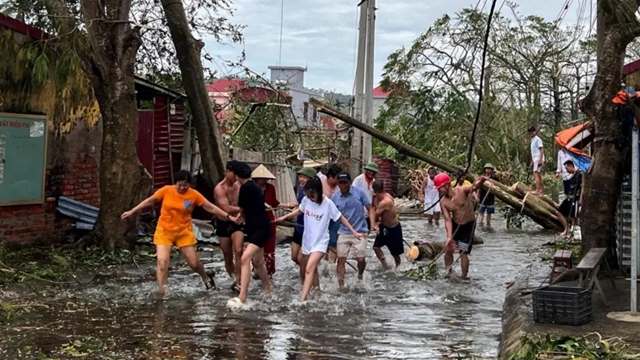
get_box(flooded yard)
[0,217,552,359]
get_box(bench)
[56,196,99,230]
[576,247,615,305]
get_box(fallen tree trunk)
[160,0,226,185]
[310,98,565,231]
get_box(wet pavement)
[0,217,552,359]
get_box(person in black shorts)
[558,159,582,239]
[213,160,244,287]
[451,220,474,255]
[373,223,404,263]
[372,181,404,269]
[230,161,272,305]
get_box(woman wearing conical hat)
[252,164,279,276]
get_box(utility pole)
[362,0,375,165]
[351,0,375,176]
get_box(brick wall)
[0,203,48,244]
[0,138,100,245]
[57,153,100,206]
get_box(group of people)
[420,164,496,229]
[121,160,411,305]
[529,125,584,237]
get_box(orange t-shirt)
[153,185,207,233]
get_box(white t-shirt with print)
[299,196,342,255]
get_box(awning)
[555,122,594,157]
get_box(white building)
[268,65,322,127]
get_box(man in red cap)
[434,172,489,280]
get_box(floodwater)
[0,217,552,359]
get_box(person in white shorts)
[275,176,364,301]
[419,167,441,225]
[528,126,545,194]
[331,172,374,289]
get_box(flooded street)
[1,217,552,359]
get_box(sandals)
[205,271,217,290]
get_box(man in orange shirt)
[122,170,237,297]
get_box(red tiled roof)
[624,59,640,76]
[373,86,389,98]
[207,79,245,93]
[0,13,48,40]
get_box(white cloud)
[204,0,587,94]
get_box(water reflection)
[0,217,550,359]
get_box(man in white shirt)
[528,126,545,194]
[555,149,573,196]
[352,162,378,203]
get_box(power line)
[463,0,499,176]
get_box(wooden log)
[310,98,565,231]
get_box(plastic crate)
[533,286,592,326]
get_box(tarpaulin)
[555,122,593,172]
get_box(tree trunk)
[79,0,151,249]
[311,98,565,231]
[160,0,226,185]
[580,0,640,251]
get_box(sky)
[205,0,588,94]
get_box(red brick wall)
[0,147,100,244]
[58,153,100,207]
[0,203,48,244]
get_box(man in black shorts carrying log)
[228,161,272,305]
[214,160,243,289]
[372,181,404,269]
[435,173,489,280]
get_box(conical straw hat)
[251,164,276,180]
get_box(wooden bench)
[576,247,615,305]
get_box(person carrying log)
[419,167,441,226]
[558,159,583,239]
[353,162,378,204]
[331,172,374,289]
[121,170,238,297]
[213,160,244,291]
[372,181,404,270]
[291,167,317,282]
[228,161,272,306]
[435,172,489,280]
[251,164,283,277]
[478,163,497,229]
[275,176,364,302]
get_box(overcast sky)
[205,0,587,94]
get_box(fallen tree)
[310,97,565,231]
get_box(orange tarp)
[555,122,593,157]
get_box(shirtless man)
[213,160,244,289]
[372,181,404,269]
[435,173,489,280]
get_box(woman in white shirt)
[276,176,363,301]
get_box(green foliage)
[510,334,639,360]
[376,5,594,178]
[0,244,153,286]
[404,261,439,281]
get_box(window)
[303,102,309,121]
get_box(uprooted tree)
[580,0,640,251]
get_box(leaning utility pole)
[351,0,375,175]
